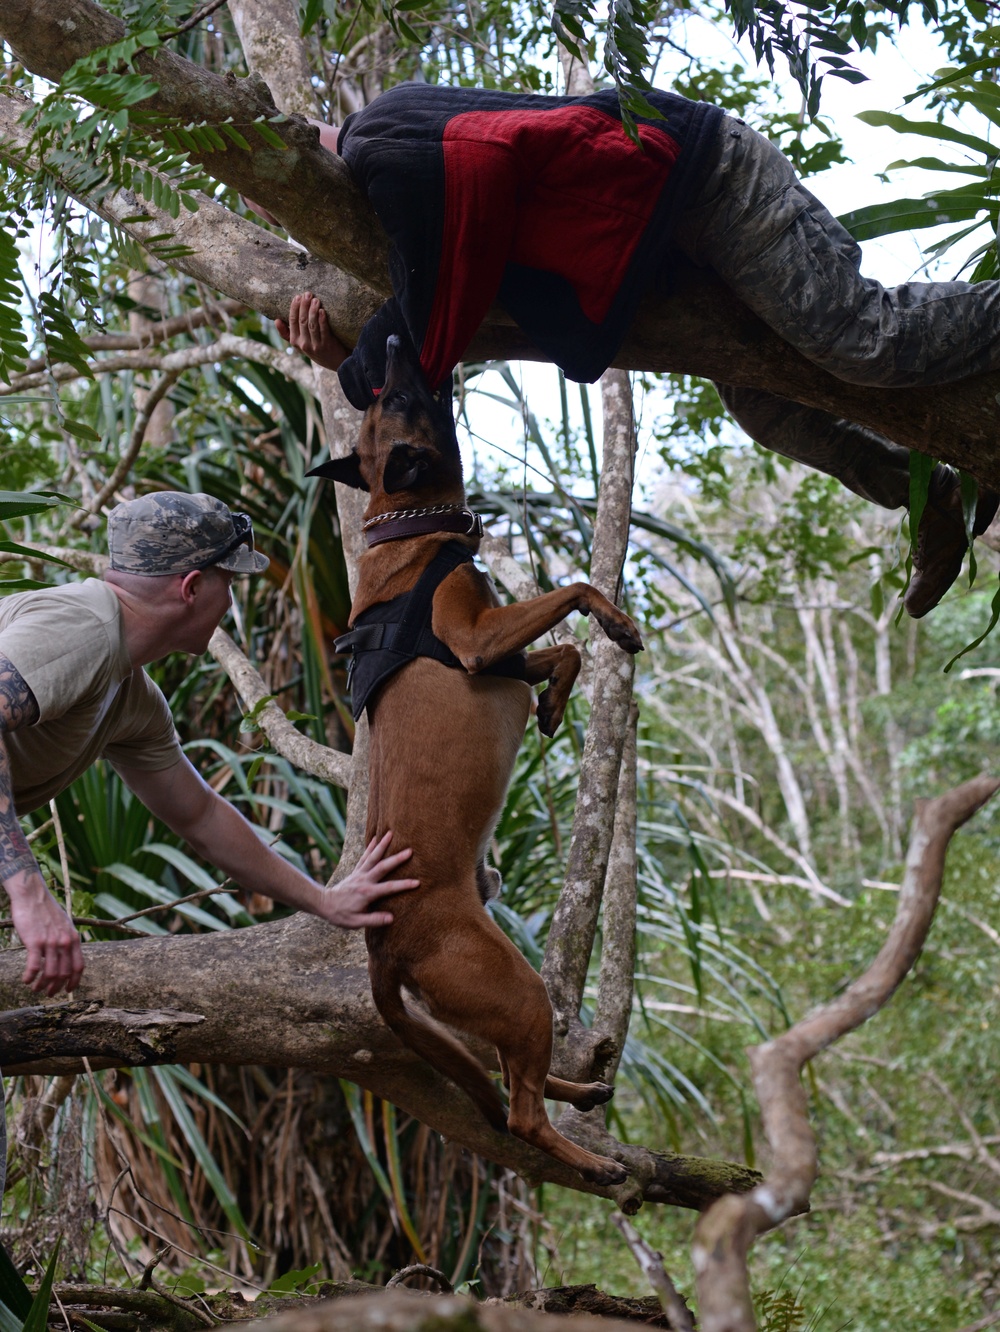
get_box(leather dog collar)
[362,504,484,547]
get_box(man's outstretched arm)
[0,655,84,996]
[117,755,418,928]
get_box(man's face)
[180,566,234,653]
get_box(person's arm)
[0,654,84,995]
[116,756,418,927]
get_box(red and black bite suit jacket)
[335,82,724,409]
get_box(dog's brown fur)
[323,336,642,1184]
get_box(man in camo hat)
[0,491,417,999]
[107,491,271,578]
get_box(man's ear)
[383,443,431,494]
[306,452,369,491]
[178,569,202,604]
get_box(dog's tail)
[370,967,508,1133]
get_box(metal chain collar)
[362,503,472,531]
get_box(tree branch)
[0,90,385,354]
[612,1214,695,1332]
[208,626,352,788]
[70,369,182,524]
[541,370,637,1070]
[18,297,246,368]
[691,774,1000,1332]
[592,700,639,1080]
[0,918,757,1211]
[1,327,320,399]
[0,1000,205,1065]
[3,6,1000,483]
[227,0,321,122]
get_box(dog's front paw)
[592,602,644,654]
[607,612,643,655]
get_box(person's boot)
[904,468,1000,618]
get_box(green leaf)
[0,579,52,593]
[0,221,29,385]
[945,573,1000,672]
[0,491,62,519]
[152,1067,253,1241]
[252,119,288,150]
[103,863,228,930]
[0,540,69,566]
[220,122,251,152]
[0,1240,32,1322]
[339,1080,393,1199]
[141,842,220,894]
[268,1262,324,1294]
[908,451,936,554]
[22,1238,61,1332]
[840,196,984,242]
[38,292,94,378]
[300,0,326,33]
[0,1297,25,1332]
[856,109,996,159]
[90,1076,186,1166]
[62,417,101,443]
[960,471,981,588]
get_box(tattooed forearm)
[0,738,37,884]
[0,653,40,733]
[0,654,41,885]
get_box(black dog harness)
[334,542,527,720]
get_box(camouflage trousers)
[672,117,1000,508]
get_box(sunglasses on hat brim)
[192,512,255,571]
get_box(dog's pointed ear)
[306,452,369,491]
[383,443,431,495]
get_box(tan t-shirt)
[0,579,183,814]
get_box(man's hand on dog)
[321,831,419,928]
[276,292,349,372]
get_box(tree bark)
[0,1000,204,1064]
[0,922,756,1211]
[2,0,1000,485]
[233,1289,688,1332]
[692,774,1000,1332]
[541,371,638,1071]
[227,0,321,121]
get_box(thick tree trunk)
[0,923,756,1211]
[2,0,999,485]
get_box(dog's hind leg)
[498,1057,613,1114]
[541,1075,616,1112]
[498,976,628,1185]
[368,958,508,1133]
[524,645,581,737]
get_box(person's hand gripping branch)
[276,291,349,373]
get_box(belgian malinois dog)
[310,335,642,1184]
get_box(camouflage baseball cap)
[107,492,270,575]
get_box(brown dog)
[310,335,642,1185]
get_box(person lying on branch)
[251,87,1000,618]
